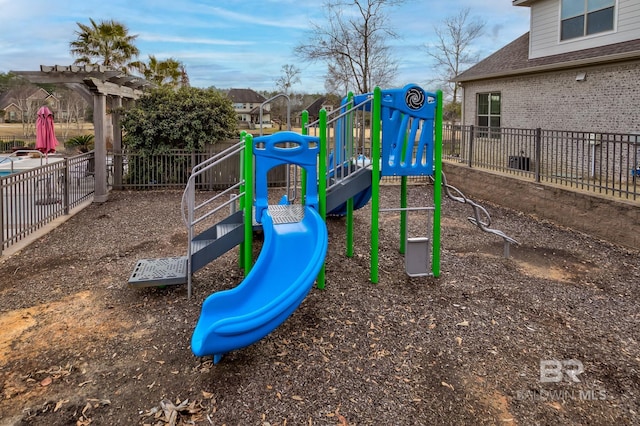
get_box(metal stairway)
[128,141,247,291]
[128,210,245,288]
[190,210,244,273]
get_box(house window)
[561,0,615,41]
[477,93,501,138]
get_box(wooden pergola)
[12,65,152,202]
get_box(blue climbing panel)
[253,131,320,222]
[380,84,437,177]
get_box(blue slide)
[191,205,328,363]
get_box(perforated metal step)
[268,204,305,224]
[128,256,188,287]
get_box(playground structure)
[128,84,518,362]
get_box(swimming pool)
[0,155,40,176]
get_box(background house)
[304,96,335,123]
[454,0,640,135]
[227,88,272,129]
[0,87,58,123]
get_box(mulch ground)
[0,185,639,425]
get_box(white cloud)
[138,33,254,46]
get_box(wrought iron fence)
[110,142,288,190]
[443,124,639,200]
[0,151,95,254]
[0,135,37,152]
[4,127,637,255]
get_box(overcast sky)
[0,0,530,93]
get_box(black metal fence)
[443,124,640,200]
[110,142,288,190]
[0,135,37,152]
[1,151,95,254]
[4,127,637,255]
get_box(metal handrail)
[190,141,244,176]
[0,150,45,173]
[260,93,290,135]
[305,96,373,129]
[180,141,248,298]
[180,143,245,227]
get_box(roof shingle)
[454,32,640,82]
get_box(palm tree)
[133,55,184,88]
[70,18,140,74]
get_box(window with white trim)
[561,0,615,41]
[477,93,501,138]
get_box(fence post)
[468,125,474,168]
[0,179,4,256]
[535,128,542,183]
[63,158,70,215]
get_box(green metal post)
[243,133,254,276]
[370,87,382,283]
[432,90,443,277]
[346,198,354,257]
[317,108,328,289]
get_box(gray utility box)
[405,237,430,277]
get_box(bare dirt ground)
[0,185,639,425]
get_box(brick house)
[227,88,272,129]
[0,87,59,123]
[453,0,640,135]
[296,96,335,126]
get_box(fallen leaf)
[202,391,214,399]
[87,399,111,407]
[54,399,69,412]
[337,413,348,426]
[456,320,470,327]
[40,377,52,387]
[82,401,92,416]
[335,405,348,426]
[292,395,303,401]
[455,336,463,346]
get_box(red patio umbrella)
[36,106,59,160]
[34,106,61,205]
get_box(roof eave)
[454,51,640,83]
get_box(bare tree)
[295,0,403,95]
[180,65,190,88]
[426,8,485,103]
[273,64,302,129]
[56,89,88,139]
[9,80,45,137]
[275,64,301,95]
